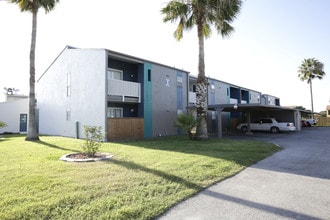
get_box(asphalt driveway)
[157,127,330,220]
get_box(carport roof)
[207,104,301,113]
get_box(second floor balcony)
[107,79,141,103]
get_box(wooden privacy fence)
[107,118,144,141]
[316,117,330,126]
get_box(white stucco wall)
[37,48,107,138]
[0,98,29,133]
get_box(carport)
[208,104,301,139]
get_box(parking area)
[158,127,330,219]
[225,129,301,142]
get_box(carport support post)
[216,107,224,139]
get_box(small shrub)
[82,125,104,157]
[175,112,200,140]
[0,121,7,129]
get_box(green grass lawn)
[0,135,280,220]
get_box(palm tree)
[9,0,59,141]
[161,0,242,140]
[298,58,326,119]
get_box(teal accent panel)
[177,87,183,110]
[227,85,230,104]
[176,71,183,110]
[177,86,183,135]
[144,62,152,138]
[177,70,183,135]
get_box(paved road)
[157,127,330,220]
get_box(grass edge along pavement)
[0,135,280,220]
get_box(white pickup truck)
[304,118,317,126]
[237,118,296,133]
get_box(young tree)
[298,58,326,119]
[0,121,7,129]
[8,0,60,141]
[161,0,242,140]
[82,125,104,157]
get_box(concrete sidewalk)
[157,127,330,220]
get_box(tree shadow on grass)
[108,158,320,220]
[0,136,10,142]
[108,158,203,192]
[36,140,78,152]
[0,134,22,142]
[119,136,279,168]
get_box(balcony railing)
[108,79,141,103]
[230,98,238,104]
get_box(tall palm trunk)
[195,21,208,140]
[309,80,314,119]
[26,8,39,141]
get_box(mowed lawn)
[0,135,280,220]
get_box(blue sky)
[0,0,329,112]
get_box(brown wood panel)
[107,118,144,141]
[317,117,330,126]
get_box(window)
[66,109,71,121]
[107,107,123,118]
[67,73,71,97]
[107,68,123,80]
[258,119,272,124]
[148,69,151,81]
[192,85,196,92]
[177,75,183,83]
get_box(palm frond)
[203,23,212,38]
[174,19,185,40]
[9,0,59,13]
[161,1,188,23]
[298,58,326,83]
[161,0,242,40]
